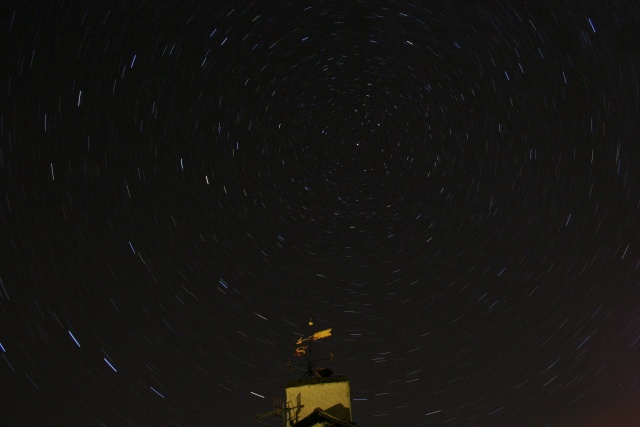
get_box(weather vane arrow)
[295,327,332,345]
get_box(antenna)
[254,397,287,422]
[254,397,302,424]
[288,318,335,379]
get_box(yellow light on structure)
[295,328,333,345]
[312,328,332,340]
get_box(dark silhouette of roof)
[292,408,358,427]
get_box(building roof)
[292,408,357,427]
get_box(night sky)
[2,1,640,426]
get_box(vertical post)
[307,318,313,377]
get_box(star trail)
[2,1,640,426]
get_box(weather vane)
[288,318,334,379]
[254,318,337,423]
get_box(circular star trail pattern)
[2,1,640,426]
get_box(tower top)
[285,376,354,426]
